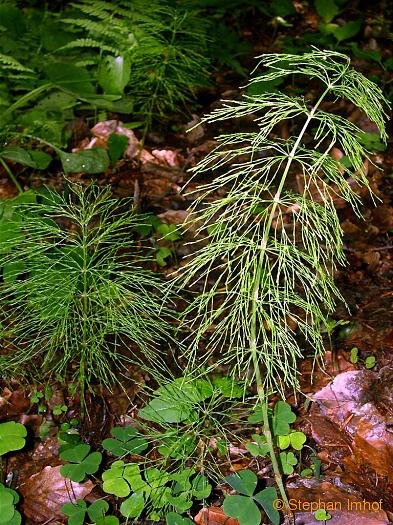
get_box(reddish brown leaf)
[20,465,94,522]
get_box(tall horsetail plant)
[0,185,173,402]
[175,50,389,516]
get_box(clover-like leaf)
[60,443,102,482]
[315,509,332,521]
[279,451,298,475]
[0,491,15,523]
[277,435,291,450]
[253,487,280,525]
[95,517,119,525]
[247,404,273,424]
[289,432,307,450]
[246,434,270,457]
[120,492,145,518]
[166,492,193,512]
[102,426,148,456]
[166,512,194,525]
[191,473,212,499]
[87,500,109,523]
[102,461,144,497]
[223,495,261,525]
[61,500,87,525]
[0,422,27,456]
[272,401,296,436]
[225,470,257,497]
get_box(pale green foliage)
[0,184,173,390]
[176,50,389,396]
[62,0,210,128]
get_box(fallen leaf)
[287,478,389,525]
[194,506,240,525]
[20,465,94,522]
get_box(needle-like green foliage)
[176,49,390,396]
[61,0,210,134]
[0,184,173,392]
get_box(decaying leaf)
[20,465,94,522]
[194,506,240,525]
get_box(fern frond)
[0,53,33,73]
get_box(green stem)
[140,17,178,149]
[80,213,89,415]
[0,157,23,194]
[248,87,331,519]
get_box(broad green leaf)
[253,487,280,525]
[315,0,339,22]
[212,376,243,398]
[44,63,95,95]
[357,131,386,152]
[102,476,130,497]
[138,397,191,424]
[223,495,261,525]
[0,422,27,456]
[332,20,362,41]
[59,148,110,174]
[157,378,213,404]
[108,133,129,165]
[1,147,36,168]
[157,434,195,459]
[225,470,257,497]
[60,463,86,482]
[98,55,131,95]
[1,509,21,525]
[29,150,52,169]
[120,492,145,518]
[3,261,25,283]
[0,5,26,35]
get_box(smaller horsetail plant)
[175,49,389,514]
[0,184,173,399]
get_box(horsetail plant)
[175,49,389,515]
[0,184,173,401]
